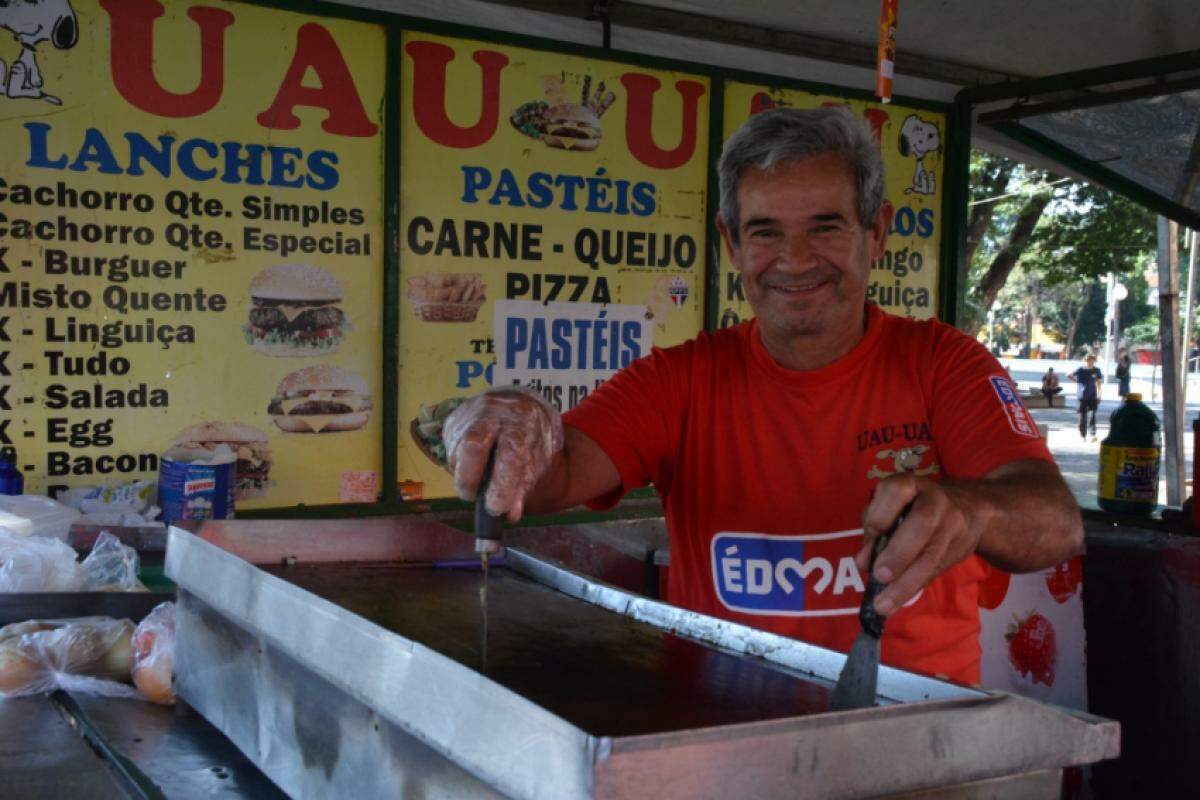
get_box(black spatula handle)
[859,512,905,637]
[474,447,503,542]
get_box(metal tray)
[166,519,1119,800]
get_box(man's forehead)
[735,154,857,222]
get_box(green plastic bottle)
[1098,393,1161,515]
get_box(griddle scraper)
[829,515,902,711]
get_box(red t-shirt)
[563,305,1052,683]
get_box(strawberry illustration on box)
[978,556,1085,709]
[1006,611,1057,686]
[1045,560,1083,603]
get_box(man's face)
[1086,357,1095,368]
[719,153,889,344]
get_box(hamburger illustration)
[510,74,615,152]
[244,263,346,357]
[541,103,602,151]
[171,421,272,500]
[268,365,372,434]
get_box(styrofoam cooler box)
[0,495,82,541]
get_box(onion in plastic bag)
[0,616,139,699]
[131,601,176,704]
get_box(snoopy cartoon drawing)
[898,114,940,195]
[866,444,940,481]
[0,0,78,105]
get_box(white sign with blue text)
[493,299,652,412]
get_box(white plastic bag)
[79,532,147,592]
[131,601,176,704]
[0,529,83,592]
[0,617,140,699]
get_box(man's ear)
[869,201,894,260]
[716,215,740,265]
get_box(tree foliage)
[962,150,1159,352]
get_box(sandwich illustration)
[268,365,372,434]
[244,263,346,356]
[510,73,616,152]
[170,421,272,500]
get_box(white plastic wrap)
[0,529,83,592]
[0,529,147,593]
[131,601,175,704]
[0,617,140,699]
[79,532,147,592]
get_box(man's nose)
[775,233,818,271]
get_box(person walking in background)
[1115,352,1131,398]
[1071,355,1103,441]
[1041,367,1062,407]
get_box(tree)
[961,150,1159,344]
[962,155,1058,336]
[1040,280,1097,357]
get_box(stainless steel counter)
[167,518,1120,800]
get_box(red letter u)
[405,40,508,149]
[621,74,705,170]
[101,0,233,118]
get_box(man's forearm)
[521,449,574,516]
[948,460,1083,572]
[521,426,622,517]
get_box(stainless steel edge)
[174,590,510,800]
[505,547,979,704]
[166,526,595,800]
[591,693,1120,800]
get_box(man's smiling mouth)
[768,276,833,294]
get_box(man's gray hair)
[718,106,886,244]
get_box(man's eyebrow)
[741,216,777,229]
[812,212,848,222]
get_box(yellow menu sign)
[0,0,386,507]
[718,82,945,327]
[398,32,710,500]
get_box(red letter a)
[406,40,509,149]
[257,24,378,137]
[102,0,233,118]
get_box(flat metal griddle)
[261,562,833,736]
[167,519,1120,800]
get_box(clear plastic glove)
[0,616,140,699]
[132,602,176,705]
[442,388,564,521]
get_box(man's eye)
[811,224,840,234]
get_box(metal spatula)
[829,515,903,711]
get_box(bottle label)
[1099,445,1161,503]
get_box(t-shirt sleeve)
[927,328,1054,479]
[562,343,691,508]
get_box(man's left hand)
[857,473,981,616]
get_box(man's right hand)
[442,388,564,522]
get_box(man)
[444,107,1082,684]
[1071,355,1103,441]
[1115,353,1131,398]
[1041,367,1062,407]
